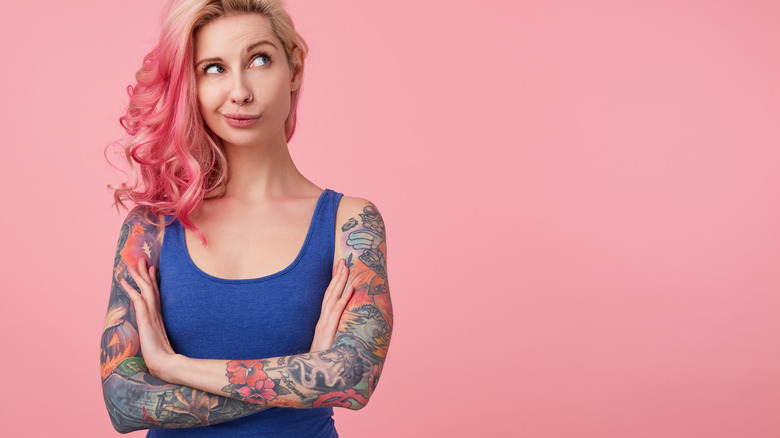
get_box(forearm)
[102,209,271,432]
[159,200,393,412]
[103,357,270,433]
[165,340,377,410]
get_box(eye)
[203,64,224,75]
[250,53,271,68]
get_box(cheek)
[197,82,221,113]
[268,80,292,116]
[197,86,221,128]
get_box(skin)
[101,13,392,433]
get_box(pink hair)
[111,0,308,243]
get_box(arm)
[100,207,270,433]
[135,198,393,410]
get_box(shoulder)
[334,196,387,265]
[115,205,166,266]
[335,196,386,236]
[122,205,163,227]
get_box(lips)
[223,113,261,128]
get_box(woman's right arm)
[100,207,269,433]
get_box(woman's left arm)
[131,198,392,410]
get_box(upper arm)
[100,209,274,431]
[333,197,393,395]
[101,206,164,381]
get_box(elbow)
[347,401,368,411]
[103,389,136,434]
[102,378,147,434]
[111,420,136,435]
[345,360,385,411]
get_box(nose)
[229,73,253,106]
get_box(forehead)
[194,14,281,57]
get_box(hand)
[120,258,178,381]
[310,258,354,352]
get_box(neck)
[219,133,310,202]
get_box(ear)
[289,46,304,92]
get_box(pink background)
[1,0,779,436]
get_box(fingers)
[323,259,342,307]
[321,259,353,315]
[323,259,350,310]
[338,284,355,306]
[119,277,142,307]
[121,259,162,315]
[138,258,155,286]
[311,259,355,352]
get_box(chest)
[185,200,318,280]
[158,215,334,360]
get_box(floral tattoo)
[222,360,277,404]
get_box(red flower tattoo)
[225,360,277,404]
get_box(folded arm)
[102,199,392,432]
[100,208,269,433]
[134,198,393,411]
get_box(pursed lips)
[222,113,261,128]
[223,113,261,120]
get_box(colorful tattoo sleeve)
[100,207,269,433]
[218,202,393,410]
[101,202,392,432]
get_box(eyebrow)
[195,40,278,67]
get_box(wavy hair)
[111,0,308,241]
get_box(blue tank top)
[150,189,342,438]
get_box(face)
[194,14,300,149]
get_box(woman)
[99,0,392,436]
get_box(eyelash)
[202,53,272,75]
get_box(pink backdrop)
[1,0,779,436]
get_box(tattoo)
[101,208,270,433]
[102,201,394,429]
[313,202,393,408]
[287,345,364,391]
[222,360,277,405]
[104,356,267,432]
[358,249,387,280]
[100,305,139,380]
[313,389,369,409]
[101,208,162,380]
[225,204,394,410]
[341,217,358,232]
[345,206,388,279]
[358,205,385,237]
[278,371,306,399]
[163,388,218,425]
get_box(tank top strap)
[303,188,343,265]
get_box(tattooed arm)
[129,198,392,411]
[100,207,271,433]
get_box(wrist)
[156,353,188,385]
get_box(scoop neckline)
[177,189,330,284]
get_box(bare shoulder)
[335,196,387,279]
[336,196,385,236]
